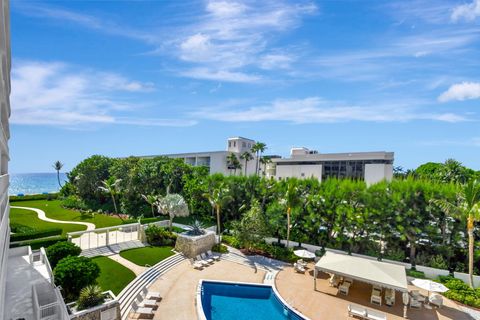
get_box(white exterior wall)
[275,164,323,180]
[365,164,392,185]
[0,0,10,317]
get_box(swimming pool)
[197,280,308,320]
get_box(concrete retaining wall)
[175,231,216,258]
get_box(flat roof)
[228,136,255,142]
[139,150,229,158]
[315,251,408,292]
[274,151,394,163]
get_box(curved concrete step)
[117,253,186,320]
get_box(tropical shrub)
[10,228,62,242]
[406,269,426,279]
[77,285,105,310]
[438,276,480,307]
[144,225,177,246]
[212,243,228,253]
[53,256,100,301]
[186,220,205,236]
[46,241,82,268]
[222,235,240,248]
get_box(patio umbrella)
[411,278,449,296]
[293,249,315,259]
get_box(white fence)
[265,237,480,287]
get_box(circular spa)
[197,280,309,320]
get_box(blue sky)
[9,0,480,173]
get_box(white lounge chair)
[293,262,305,273]
[371,288,382,306]
[207,250,221,261]
[329,274,339,287]
[131,301,154,318]
[200,253,214,264]
[366,309,387,320]
[429,294,443,308]
[297,259,308,268]
[196,255,210,266]
[136,294,157,308]
[347,304,366,318]
[410,297,422,309]
[385,288,395,306]
[189,258,203,269]
[141,287,161,301]
[339,282,350,295]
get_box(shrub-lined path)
[11,206,95,231]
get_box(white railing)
[31,283,67,320]
[40,247,55,285]
[32,285,40,320]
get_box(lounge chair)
[297,259,308,268]
[410,297,422,309]
[366,309,387,320]
[131,301,154,318]
[347,304,366,319]
[189,258,203,269]
[293,262,305,273]
[200,253,214,264]
[344,278,354,287]
[370,288,382,306]
[339,282,350,295]
[135,294,157,308]
[329,274,339,287]
[429,294,443,308]
[141,287,161,301]
[207,250,221,261]
[195,255,210,266]
[385,288,395,306]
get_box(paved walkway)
[11,206,96,231]
[108,254,147,276]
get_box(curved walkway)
[11,206,96,231]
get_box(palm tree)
[433,179,480,287]
[240,152,253,176]
[226,153,239,176]
[280,180,302,248]
[98,179,123,220]
[53,161,64,188]
[259,156,271,176]
[141,194,158,217]
[204,184,232,235]
[156,193,189,230]
[251,142,267,176]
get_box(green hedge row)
[438,276,480,308]
[10,236,67,250]
[10,228,62,242]
[10,193,59,202]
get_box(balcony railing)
[32,283,69,320]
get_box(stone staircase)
[117,253,186,320]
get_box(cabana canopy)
[314,251,408,292]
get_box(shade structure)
[314,251,408,292]
[294,249,315,259]
[411,279,449,293]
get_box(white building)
[143,137,393,184]
[268,147,394,185]
[143,136,259,176]
[0,1,70,319]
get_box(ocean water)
[9,173,68,195]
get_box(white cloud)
[10,61,193,127]
[451,0,480,22]
[438,82,480,102]
[192,97,467,124]
[174,0,316,82]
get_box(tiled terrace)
[276,262,473,320]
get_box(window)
[228,142,231,147]
[301,173,305,177]
[234,141,236,147]
[242,142,246,147]
[248,143,251,148]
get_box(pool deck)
[133,258,474,320]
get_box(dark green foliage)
[406,269,426,279]
[144,225,177,246]
[222,235,240,248]
[212,243,228,253]
[46,241,82,268]
[9,237,67,250]
[438,276,480,307]
[10,223,35,233]
[187,219,205,236]
[77,285,105,310]
[10,228,62,242]
[9,193,59,201]
[53,256,100,301]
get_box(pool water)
[200,281,306,320]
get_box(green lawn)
[9,207,85,236]
[10,200,123,229]
[92,256,136,295]
[119,246,175,266]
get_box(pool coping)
[195,279,311,320]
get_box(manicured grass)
[10,200,123,229]
[92,256,136,295]
[9,207,85,236]
[120,246,175,267]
